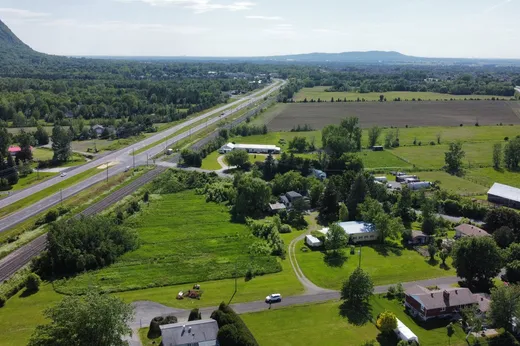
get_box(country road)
[0,80,285,234]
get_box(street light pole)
[60,189,63,206]
[132,149,135,170]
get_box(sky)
[0,0,518,58]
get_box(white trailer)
[305,235,323,247]
[394,318,419,344]
[374,176,388,183]
[408,181,431,190]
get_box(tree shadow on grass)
[376,332,399,346]
[339,301,372,326]
[370,244,402,257]
[426,258,439,266]
[19,288,38,298]
[323,250,348,268]
[440,263,451,271]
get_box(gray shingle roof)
[160,319,218,346]
[406,285,477,310]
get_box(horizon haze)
[0,0,518,59]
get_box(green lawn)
[53,191,282,294]
[294,87,512,102]
[415,171,488,195]
[242,301,381,346]
[200,151,223,170]
[31,148,54,161]
[360,150,411,170]
[371,295,471,346]
[465,167,520,188]
[391,142,499,169]
[0,167,102,219]
[296,241,455,290]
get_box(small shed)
[394,318,419,344]
[374,176,387,183]
[410,230,429,245]
[305,235,323,247]
[269,202,286,213]
[372,146,384,151]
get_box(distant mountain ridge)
[262,51,416,62]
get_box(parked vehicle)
[265,293,282,303]
[60,172,67,177]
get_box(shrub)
[279,224,292,234]
[0,295,5,308]
[376,311,398,333]
[25,273,41,292]
[188,308,202,321]
[44,209,59,224]
[147,315,178,339]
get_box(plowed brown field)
[267,101,520,130]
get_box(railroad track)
[0,167,166,283]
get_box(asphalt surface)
[0,80,284,234]
[0,167,166,282]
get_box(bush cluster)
[211,303,259,346]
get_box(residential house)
[319,221,378,243]
[455,224,490,238]
[405,285,478,321]
[160,319,219,346]
[7,145,33,156]
[409,230,430,245]
[268,202,286,213]
[280,191,303,209]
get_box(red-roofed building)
[7,146,33,156]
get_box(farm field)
[53,190,282,294]
[243,298,471,346]
[295,240,455,290]
[267,102,520,130]
[415,171,488,195]
[294,86,513,102]
[359,150,411,170]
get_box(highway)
[0,80,285,233]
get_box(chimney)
[188,327,192,333]
[481,297,484,301]
[431,293,434,298]
[443,290,450,300]
[455,290,458,294]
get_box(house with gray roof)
[488,182,520,209]
[160,319,219,346]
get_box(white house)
[160,319,219,346]
[305,235,322,247]
[319,221,378,243]
[218,142,281,154]
[91,124,105,136]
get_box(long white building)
[319,221,378,243]
[218,142,281,154]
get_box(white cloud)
[245,15,283,21]
[275,23,292,27]
[0,8,50,20]
[117,0,255,13]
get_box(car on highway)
[60,172,67,177]
[124,166,131,172]
[265,293,282,303]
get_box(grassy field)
[0,167,102,219]
[243,297,471,346]
[10,172,56,191]
[391,142,499,170]
[294,87,513,102]
[360,150,411,170]
[242,301,380,346]
[415,171,488,195]
[31,148,54,161]
[465,167,520,188]
[296,241,455,290]
[250,103,289,126]
[53,190,282,294]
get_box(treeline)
[34,216,139,277]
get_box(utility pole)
[60,189,63,206]
[146,154,149,167]
[132,149,135,170]
[228,260,238,305]
[106,162,109,182]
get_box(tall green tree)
[51,125,72,162]
[262,154,276,181]
[341,267,374,306]
[34,125,49,146]
[504,136,520,170]
[17,129,34,161]
[346,172,368,220]
[394,187,414,227]
[367,126,382,148]
[326,223,349,252]
[318,179,340,223]
[28,291,134,346]
[339,203,349,221]
[224,149,249,169]
[493,143,502,169]
[452,236,502,287]
[374,213,404,243]
[233,175,271,221]
[0,125,10,157]
[421,198,437,235]
[445,141,465,175]
[488,285,520,332]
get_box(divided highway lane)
[0,81,285,234]
[0,80,284,211]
